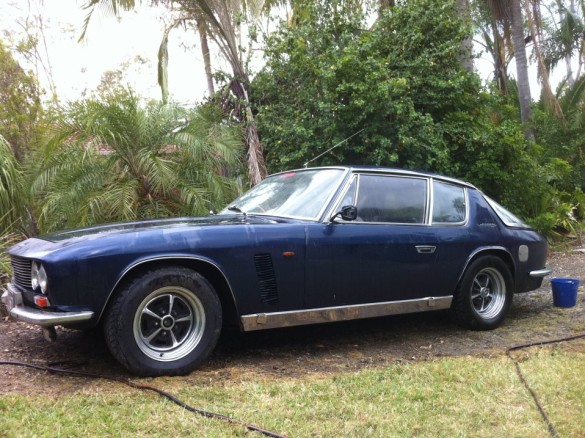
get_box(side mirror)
[330,205,358,222]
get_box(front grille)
[11,256,32,290]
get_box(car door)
[304,173,442,308]
[426,179,473,295]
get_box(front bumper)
[1,283,94,327]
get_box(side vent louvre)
[254,254,279,305]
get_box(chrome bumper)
[1,283,94,327]
[529,268,553,277]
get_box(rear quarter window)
[432,181,466,224]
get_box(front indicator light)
[34,295,50,308]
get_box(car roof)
[272,166,477,189]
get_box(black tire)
[451,256,513,330]
[104,266,222,376]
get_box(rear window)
[484,195,530,228]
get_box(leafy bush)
[528,188,584,239]
[252,0,551,226]
[31,93,244,232]
[0,134,26,235]
[253,0,482,173]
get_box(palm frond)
[560,74,585,128]
[0,135,26,233]
[79,0,139,41]
[33,94,243,231]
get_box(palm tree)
[81,0,268,185]
[33,92,242,232]
[475,0,511,94]
[0,134,25,234]
[509,0,534,134]
[480,0,573,134]
[172,0,269,185]
[157,12,215,100]
[546,0,585,88]
[523,1,566,125]
[478,0,535,138]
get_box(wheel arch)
[99,256,239,328]
[456,247,516,292]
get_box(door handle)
[416,245,436,254]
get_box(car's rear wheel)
[451,256,513,330]
[104,266,222,376]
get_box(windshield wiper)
[227,205,247,218]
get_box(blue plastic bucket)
[551,278,580,308]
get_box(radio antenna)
[303,128,365,168]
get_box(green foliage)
[253,0,550,223]
[524,74,585,237]
[254,0,482,173]
[0,39,41,161]
[0,134,26,234]
[447,94,549,218]
[0,134,24,286]
[0,229,22,299]
[533,76,585,190]
[32,91,244,232]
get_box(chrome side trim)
[529,268,553,277]
[240,296,452,331]
[2,284,94,327]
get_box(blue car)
[2,167,551,376]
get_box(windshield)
[220,168,346,220]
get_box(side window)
[355,175,427,223]
[432,181,466,224]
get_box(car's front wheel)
[451,256,513,330]
[104,266,222,376]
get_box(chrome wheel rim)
[470,267,506,320]
[133,286,205,362]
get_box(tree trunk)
[564,0,576,88]
[455,0,475,72]
[523,1,566,125]
[237,81,267,186]
[378,0,395,18]
[510,0,534,140]
[197,18,215,96]
[190,0,268,184]
[491,17,508,94]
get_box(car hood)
[8,215,281,258]
[43,216,278,241]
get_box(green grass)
[2,349,585,437]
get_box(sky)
[0,0,210,105]
[0,0,570,106]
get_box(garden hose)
[0,360,287,438]
[506,332,585,438]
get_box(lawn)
[1,345,584,437]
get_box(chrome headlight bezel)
[31,261,48,294]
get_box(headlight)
[31,262,48,294]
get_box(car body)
[2,166,551,376]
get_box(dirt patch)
[1,250,585,395]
